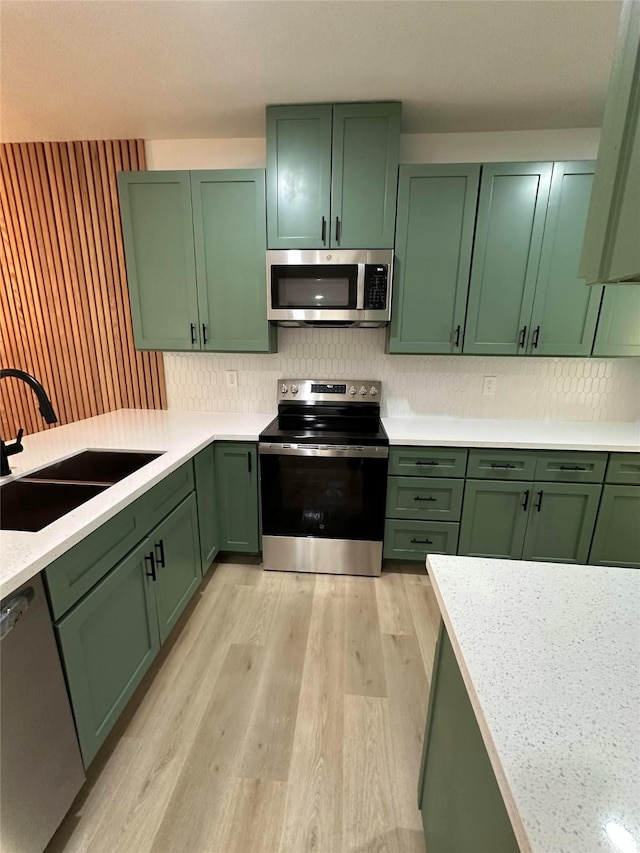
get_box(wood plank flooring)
[47,560,440,853]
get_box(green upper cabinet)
[388,165,480,354]
[214,442,260,553]
[463,162,552,355]
[191,171,274,352]
[580,0,640,286]
[117,171,200,351]
[527,162,603,356]
[118,169,275,353]
[266,102,401,249]
[592,285,640,356]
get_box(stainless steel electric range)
[259,379,388,577]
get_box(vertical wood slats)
[0,140,166,440]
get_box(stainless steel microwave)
[266,249,394,327]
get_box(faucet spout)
[0,369,58,476]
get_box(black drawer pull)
[521,489,530,511]
[145,552,157,582]
[531,325,540,349]
[559,465,586,471]
[190,322,197,344]
[411,538,433,545]
[490,463,516,469]
[416,460,438,466]
[453,324,461,348]
[518,325,527,348]
[321,216,327,243]
[335,216,341,244]
[154,539,166,568]
[202,323,208,345]
[247,451,252,474]
[414,495,436,502]
[535,490,544,512]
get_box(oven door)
[260,446,388,542]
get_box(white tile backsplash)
[163,328,640,422]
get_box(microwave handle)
[356,264,366,309]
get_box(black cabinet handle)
[453,324,461,348]
[321,216,327,243]
[416,460,438,466]
[202,323,208,345]
[559,465,586,471]
[531,325,540,349]
[154,539,166,568]
[247,451,252,474]
[335,216,341,244]
[521,489,530,511]
[491,463,516,469]
[414,495,436,502]
[145,552,157,581]
[411,538,433,545]
[190,323,197,344]
[518,326,527,348]
[535,490,544,512]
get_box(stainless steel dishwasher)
[1,575,85,852]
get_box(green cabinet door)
[151,493,202,644]
[528,162,603,356]
[266,105,332,249]
[589,485,640,568]
[214,442,260,553]
[192,170,275,352]
[463,162,552,355]
[117,171,200,350]
[331,103,401,249]
[55,538,160,767]
[194,444,219,573]
[388,165,480,354]
[458,480,531,559]
[592,285,640,356]
[521,483,602,564]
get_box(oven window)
[271,264,357,309]
[260,454,388,541]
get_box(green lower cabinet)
[214,442,260,553]
[383,520,459,561]
[55,538,160,767]
[458,480,531,559]
[194,444,219,573]
[521,483,602,564]
[589,485,640,568]
[419,622,519,853]
[151,493,202,644]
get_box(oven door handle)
[259,444,388,459]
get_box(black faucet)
[0,369,58,477]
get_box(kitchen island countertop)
[426,554,640,853]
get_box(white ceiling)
[0,0,622,143]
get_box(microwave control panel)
[363,265,388,310]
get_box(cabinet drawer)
[383,520,459,561]
[606,453,640,485]
[388,447,467,478]
[466,449,537,480]
[136,461,195,531]
[386,477,464,522]
[534,452,607,483]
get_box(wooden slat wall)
[0,140,166,439]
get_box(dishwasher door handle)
[0,587,34,640]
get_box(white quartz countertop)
[384,416,640,451]
[426,554,640,853]
[0,409,274,598]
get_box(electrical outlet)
[225,370,238,388]
[482,375,497,396]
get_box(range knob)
[290,384,298,395]
[348,385,357,396]
[280,384,289,395]
[369,386,379,396]
[359,385,368,396]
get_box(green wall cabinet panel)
[463,162,552,355]
[527,162,603,356]
[214,442,260,553]
[592,285,640,356]
[580,0,640,285]
[589,485,640,568]
[191,171,275,352]
[55,538,160,767]
[151,493,202,644]
[194,444,219,572]
[388,165,480,354]
[419,623,519,853]
[117,171,200,350]
[266,102,400,249]
[521,483,602,564]
[458,480,532,559]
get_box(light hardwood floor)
[47,559,441,853]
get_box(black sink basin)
[24,450,163,485]
[0,480,108,532]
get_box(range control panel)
[363,264,388,310]
[278,379,381,403]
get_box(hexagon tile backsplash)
[163,328,640,422]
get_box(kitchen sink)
[0,480,108,532]
[23,450,163,485]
